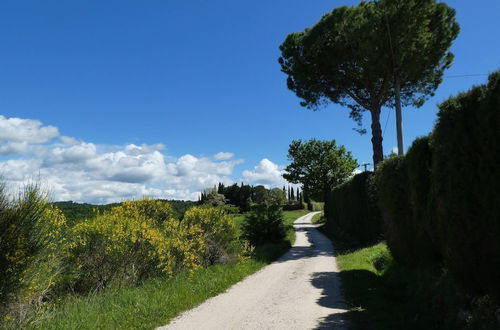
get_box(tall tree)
[279,0,459,165]
[283,139,357,217]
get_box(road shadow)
[310,271,350,329]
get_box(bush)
[241,203,286,245]
[0,183,69,323]
[432,70,500,295]
[282,202,304,211]
[326,172,382,245]
[182,206,241,265]
[69,199,205,292]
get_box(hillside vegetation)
[0,182,308,329]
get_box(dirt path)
[157,211,348,330]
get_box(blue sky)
[0,0,499,203]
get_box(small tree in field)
[283,139,357,217]
[241,188,286,245]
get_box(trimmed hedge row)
[326,70,499,297]
[375,71,500,295]
[375,138,440,268]
[431,71,500,296]
[326,172,382,245]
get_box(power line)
[445,74,488,78]
[382,107,392,139]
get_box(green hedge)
[326,172,382,245]
[405,136,442,263]
[432,70,500,295]
[323,70,499,298]
[374,139,441,268]
[373,70,500,295]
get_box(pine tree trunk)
[370,107,384,167]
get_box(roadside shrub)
[182,206,241,265]
[69,199,205,292]
[326,172,382,245]
[432,70,500,295]
[282,202,304,211]
[0,184,69,323]
[242,203,286,245]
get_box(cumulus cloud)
[0,116,59,156]
[0,142,29,155]
[213,152,234,160]
[0,117,242,203]
[0,115,59,144]
[242,158,287,187]
[0,116,309,203]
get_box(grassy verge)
[28,261,267,330]
[320,226,500,330]
[21,210,309,330]
[311,211,324,224]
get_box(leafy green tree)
[283,139,357,216]
[279,0,459,165]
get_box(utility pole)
[384,9,404,156]
[362,163,371,172]
[394,76,404,155]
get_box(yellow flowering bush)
[69,199,205,292]
[182,206,242,265]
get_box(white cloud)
[0,115,59,144]
[242,158,287,187]
[213,152,234,160]
[0,116,312,204]
[0,142,29,155]
[0,116,59,156]
[391,146,398,154]
[0,117,242,203]
[59,136,79,145]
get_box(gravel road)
[158,211,348,330]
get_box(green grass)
[17,210,310,330]
[28,261,268,330]
[311,211,324,224]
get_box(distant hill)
[53,199,198,224]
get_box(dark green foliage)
[54,199,197,223]
[432,71,500,295]
[405,136,441,262]
[53,201,117,224]
[282,203,304,211]
[212,183,254,212]
[375,145,442,268]
[0,184,53,308]
[326,172,382,245]
[374,156,415,266]
[241,203,286,245]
